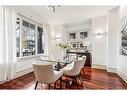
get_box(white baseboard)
[107,68,117,73]
[15,68,33,78]
[117,70,127,83]
[92,64,106,70]
[0,68,33,84]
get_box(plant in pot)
[56,42,71,59]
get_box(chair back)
[32,62,55,84]
[81,56,87,68]
[67,54,77,61]
[65,58,83,76]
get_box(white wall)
[48,24,66,59]
[91,16,108,68]
[65,19,92,42]
[107,7,120,72]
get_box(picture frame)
[120,16,127,56]
[71,42,78,48]
[79,42,84,48]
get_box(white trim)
[15,68,33,78]
[107,68,117,73]
[0,68,33,84]
[117,70,127,83]
[92,64,106,70]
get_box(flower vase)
[62,50,67,60]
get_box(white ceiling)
[11,6,116,25]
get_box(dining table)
[35,56,76,71]
[35,55,76,89]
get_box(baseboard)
[0,68,33,84]
[117,70,127,83]
[107,68,117,73]
[15,68,33,78]
[92,64,106,70]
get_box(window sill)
[17,54,44,61]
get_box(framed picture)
[120,16,127,56]
[79,43,84,48]
[71,42,78,48]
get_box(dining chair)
[32,62,63,89]
[67,54,77,61]
[79,56,87,80]
[63,58,84,87]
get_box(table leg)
[60,77,62,89]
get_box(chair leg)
[74,76,78,88]
[78,74,83,86]
[82,68,85,77]
[34,81,38,90]
[54,81,57,89]
[81,69,85,80]
[48,84,50,89]
[60,77,62,89]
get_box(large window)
[16,16,44,58]
[37,27,44,54]
[21,20,36,56]
[16,18,20,57]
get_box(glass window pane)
[69,33,76,39]
[37,27,44,54]
[30,23,35,29]
[21,20,36,56]
[80,31,88,39]
[23,20,29,27]
[16,18,20,57]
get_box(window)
[69,33,76,39]
[16,18,20,57]
[16,16,44,58]
[80,31,88,39]
[37,27,44,54]
[21,21,36,56]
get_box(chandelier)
[48,5,60,13]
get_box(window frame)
[16,15,44,59]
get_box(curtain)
[0,7,17,81]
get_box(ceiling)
[11,6,116,25]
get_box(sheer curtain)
[0,7,17,81]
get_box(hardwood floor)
[0,67,127,89]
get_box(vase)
[62,50,67,60]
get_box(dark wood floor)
[0,67,127,89]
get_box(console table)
[67,51,92,67]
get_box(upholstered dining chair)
[81,56,87,68]
[63,58,84,87]
[79,56,87,80]
[32,62,63,89]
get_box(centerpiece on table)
[56,42,71,59]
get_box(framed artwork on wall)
[120,16,127,56]
[71,42,78,48]
[79,42,84,48]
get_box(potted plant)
[56,42,71,59]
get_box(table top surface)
[36,56,75,64]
